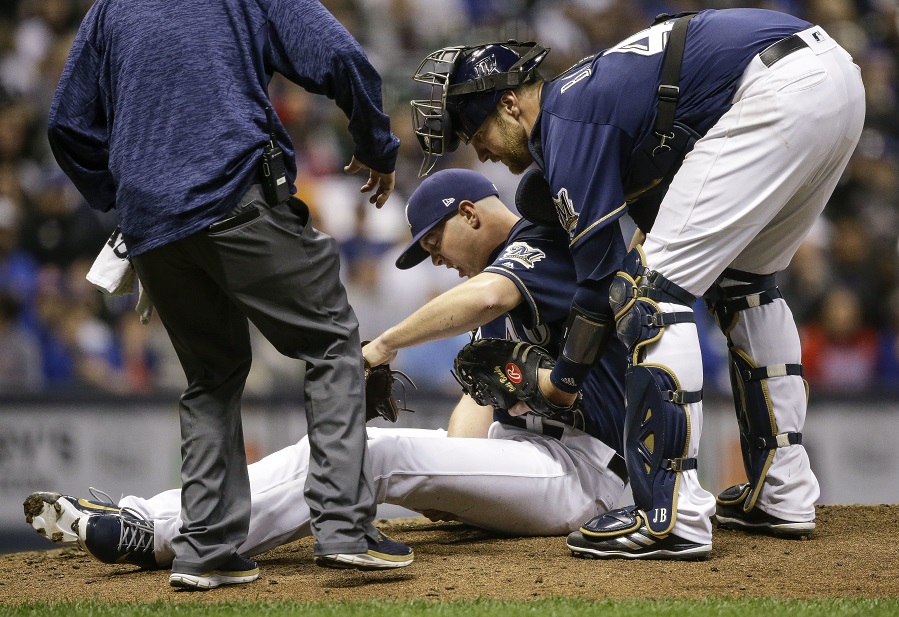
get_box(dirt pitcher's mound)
[0,504,896,604]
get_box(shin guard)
[625,364,699,535]
[706,270,806,512]
[612,248,701,536]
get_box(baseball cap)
[395,169,499,269]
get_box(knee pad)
[624,364,700,536]
[705,269,805,511]
[609,247,697,362]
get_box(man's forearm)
[377,273,521,354]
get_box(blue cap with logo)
[396,169,499,269]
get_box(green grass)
[0,598,897,617]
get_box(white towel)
[86,228,154,324]
[86,228,136,296]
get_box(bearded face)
[470,107,535,175]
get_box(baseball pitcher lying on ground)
[24,169,636,570]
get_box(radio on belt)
[260,106,290,205]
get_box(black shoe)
[315,530,414,570]
[24,490,123,546]
[715,483,815,538]
[170,554,259,590]
[79,510,159,570]
[567,506,711,560]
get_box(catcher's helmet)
[411,41,550,176]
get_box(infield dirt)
[0,504,896,604]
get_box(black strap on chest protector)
[653,13,696,152]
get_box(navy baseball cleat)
[567,506,711,560]
[715,483,815,538]
[315,530,414,570]
[24,490,123,546]
[78,510,159,569]
[170,554,259,590]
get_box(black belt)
[759,34,809,68]
[500,417,629,484]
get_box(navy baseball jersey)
[475,219,627,455]
[532,8,810,287]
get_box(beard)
[496,115,534,174]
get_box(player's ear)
[458,200,481,228]
[499,91,520,119]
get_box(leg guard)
[610,247,702,536]
[705,269,808,513]
[624,364,700,535]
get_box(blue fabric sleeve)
[47,15,115,213]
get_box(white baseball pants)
[120,424,627,566]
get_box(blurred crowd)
[0,0,897,397]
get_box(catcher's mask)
[411,41,550,177]
[395,168,498,270]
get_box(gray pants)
[132,186,377,575]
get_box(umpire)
[48,0,412,589]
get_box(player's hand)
[344,156,395,208]
[363,337,397,368]
[508,367,578,416]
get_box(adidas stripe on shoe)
[567,506,711,561]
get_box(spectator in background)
[0,0,76,98]
[0,291,42,392]
[877,287,899,390]
[18,169,110,268]
[801,286,880,393]
[0,190,39,327]
[780,236,832,327]
[828,216,884,324]
[340,199,393,292]
[31,263,122,393]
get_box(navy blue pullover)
[48,0,399,257]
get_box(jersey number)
[603,21,675,57]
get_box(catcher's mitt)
[452,338,581,418]
[364,361,416,423]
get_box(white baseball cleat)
[23,490,122,546]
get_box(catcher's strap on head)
[452,338,582,420]
[363,356,417,423]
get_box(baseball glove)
[452,338,581,418]
[364,361,416,423]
